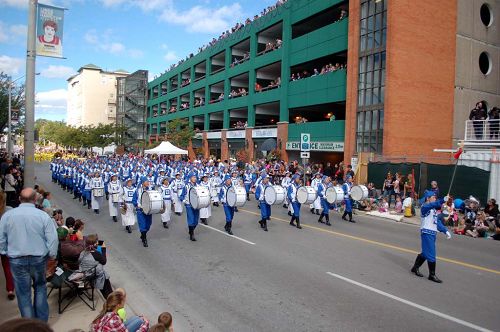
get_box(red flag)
[453,147,463,159]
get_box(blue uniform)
[180,182,200,227]
[255,182,271,220]
[132,186,152,233]
[420,200,447,262]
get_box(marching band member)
[121,178,136,233]
[243,170,253,201]
[170,172,185,216]
[132,177,153,247]
[199,174,211,225]
[310,173,322,215]
[230,170,240,212]
[411,190,451,283]
[156,169,167,188]
[281,172,291,210]
[107,174,122,222]
[255,174,271,231]
[103,166,111,200]
[209,170,222,207]
[179,173,200,241]
[341,176,355,223]
[219,175,235,235]
[90,171,105,214]
[287,175,303,229]
[159,178,172,229]
[317,176,333,226]
[82,171,92,209]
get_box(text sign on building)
[300,133,310,151]
[286,141,344,152]
[252,128,277,138]
[226,130,245,139]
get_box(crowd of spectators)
[151,0,289,80]
[194,97,205,107]
[233,121,248,129]
[259,38,283,55]
[0,175,177,330]
[180,78,191,87]
[290,62,347,82]
[469,101,499,140]
[229,88,248,98]
[255,76,281,92]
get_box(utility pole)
[24,0,37,188]
[7,78,12,157]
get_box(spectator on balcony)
[255,82,262,92]
[218,93,224,101]
[469,101,488,139]
[489,106,499,139]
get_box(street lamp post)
[7,75,27,158]
[24,0,37,188]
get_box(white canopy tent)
[144,141,188,155]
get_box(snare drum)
[325,186,344,204]
[296,186,317,204]
[351,185,369,201]
[111,193,121,203]
[141,191,164,215]
[189,187,211,209]
[227,187,247,207]
[264,185,286,205]
[93,188,104,198]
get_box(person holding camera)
[78,234,112,299]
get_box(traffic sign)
[300,133,310,151]
[300,151,310,159]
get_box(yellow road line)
[240,208,500,276]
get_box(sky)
[0,0,277,121]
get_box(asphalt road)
[36,164,500,332]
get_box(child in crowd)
[392,196,403,214]
[378,197,389,213]
[158,312,173,331]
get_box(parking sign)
[301,133,310,151]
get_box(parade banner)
[36,3,65,58]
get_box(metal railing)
[464,119,500,142]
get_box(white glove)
[444,195,449,202]
[446,231,452,239]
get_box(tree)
[0,72,26,133]
[165,118,195,149]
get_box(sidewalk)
[0,268,104,331]
[354,207,422,226]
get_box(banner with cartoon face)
[36,3,65,58]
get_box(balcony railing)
[464,119,500,142]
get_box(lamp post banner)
[36,3,64,58]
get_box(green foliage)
[165,118,195,149]
[0,72,26,133]
[35,119,127,148]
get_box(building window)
[479,51,492,75]
[480,3,493,27]
[356,0,387,154]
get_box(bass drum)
[351,185,369,201]
[189,187,211,209]
[141,191,164,215]
[264,185,286,205]
[325,186,344,204]
[227,186,247,207]
[296,186,317,204]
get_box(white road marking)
[326,272,493,332]
[200,224,256,245]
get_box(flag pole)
[447,144,464,196]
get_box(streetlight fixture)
[7,72,40,157]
